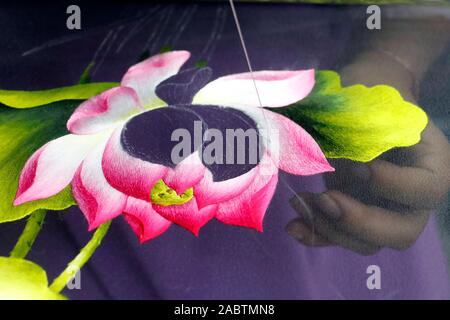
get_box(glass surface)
[0,1,449,300]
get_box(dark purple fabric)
[0,2,449,300]
[122,107,202,167]
[156,67,213,105]
[187,105,262,181]
[122,104,262,178]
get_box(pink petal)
[121,50,191,107]
[153,199,217,236]
[263,110,334,175]
[219,105,333,176]
[14,134,101,206]
[72,140,127,231]
[194,165,258,209]
[67,86,142,135]
[216,155,279,232]
[193,69,315,108]
[102,127,168,201]
[123,197,172,243]
[163,151,206,194]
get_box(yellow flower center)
[150,179,193,206]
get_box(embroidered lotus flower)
[13,50,334,243]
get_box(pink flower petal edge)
[194,165,259,209]
[67,86,142,135]
[72,141,127,231]
[153,199,217,236]
[123,197,172,243]
[14,134,100,206]
[102,127,168,201]
[263,110,334,175]
[216,154,279,232]
[163,151,206,195]
[121,50,191,107]
[193,69,315,108]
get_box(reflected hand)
[286,119,450,255]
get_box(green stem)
[49,221,111,293]
[10,210,46,259]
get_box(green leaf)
[0,257,66,300]
[195,59,208,68]
[159,45,174,53]
[0,82,118,109]
[78,62,96,84]
[0,100,79,223]
[267,0,419,4]
[138,50,151,63]
[273,70,428,162]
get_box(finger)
[411,120,450,195]
[410,120,450,163]
[324,159,366,195]
[325,159,414,209]
[360,159,443,209]
[286,218,331,247]
[289,198,381,255]
[292,191,430,250]
[335,121,450,210]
